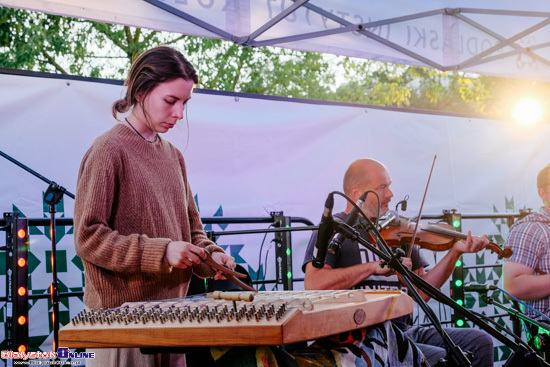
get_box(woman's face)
[141,78,195,133]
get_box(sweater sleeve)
[74,141,172,274]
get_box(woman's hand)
[210,252,236,280]
[165,241,206,269]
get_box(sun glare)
[512,99,543,125]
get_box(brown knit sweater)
[74,123,221,310]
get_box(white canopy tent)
[2,0,550,81]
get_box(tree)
[0,7,192,78]
[179,38,335,100]
[333,57,550,120]
[1,6,549,120]
[0,7,84,74]
[0,7,336,98]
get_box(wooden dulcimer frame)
[59,290,412,348]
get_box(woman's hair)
[112,46,199,120]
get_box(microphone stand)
[481,292,550,355]
[334,219,471,366]
[330,217,549,367]
[1,150,75,352]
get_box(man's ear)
[348,187,360,202]
[538,187,547,205]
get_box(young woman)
[74,46,234,366]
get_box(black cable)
[256,224,274,287]
[263,240,274,290]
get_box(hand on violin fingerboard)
[453,232,489,254]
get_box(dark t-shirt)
[302,211,430,329]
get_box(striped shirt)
[505,208,550,318]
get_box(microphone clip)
[327,220,358,255]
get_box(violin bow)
[407,154,437,258]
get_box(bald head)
[538,163,550,209]
[342,158,393,217]
[343,159,387,195]
[537,163,550,189]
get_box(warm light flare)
[17,287,26,296]
[17,229,26,239]
[18,345,26,353]
[512,99,543,125]
[17,258,26,267]
[17,316,26,326]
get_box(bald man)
[302,158,494,367]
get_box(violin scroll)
[486,243,513,259]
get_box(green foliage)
[0,7,81,73]
[2,6,550,119]
[0,7,187,78]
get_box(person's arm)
[502,218,550,300]
[503,261,550,300]
[417,231,488,301]
[304,261,393,290]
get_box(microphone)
[311,193,335,269]
[377,210,399,230]
[464,283,498,293]
[328,191,368,254]
[395,195,408,211]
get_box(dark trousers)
[405,325,494,367]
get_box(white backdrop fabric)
[1,72,550,363]
[1,71,550,278]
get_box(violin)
[379,217,513,259]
